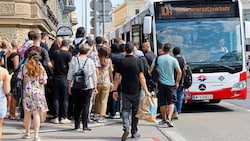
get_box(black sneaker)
[121,131,129,141]
[165,119,174,127]
[131,133,141,138]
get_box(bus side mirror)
[143,16,152,34]
[245,21,250,38]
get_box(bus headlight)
[231,81,247,91]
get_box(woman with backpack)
[67,43,98,132]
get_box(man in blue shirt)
[150,43,182,127]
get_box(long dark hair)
[98,46,109,67]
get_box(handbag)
[11,66,24,100]
[136,95,158,123]
[72,57,88,90]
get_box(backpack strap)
[73,39,85,49]
[154,56,159,68]
[76,57,88,70]
[180,56,188,85]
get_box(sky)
[74,0,124,34]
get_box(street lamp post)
[102,0,105,37]
[85,0,88,33]
[82,0,84,27]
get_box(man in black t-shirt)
[50,39,72,124]
[142,42,156,66]
[40,32,49,51]
[48,37,62,59]
[113,42,151,141]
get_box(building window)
[135,9,139,15]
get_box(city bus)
[111,0,248,103]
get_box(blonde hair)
[142,42,150,47]
[79,43,90,54]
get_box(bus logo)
[198,75,207,82]
[199,84,206,91]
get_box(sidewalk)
[3,116,173,141]
[3,117,121,135]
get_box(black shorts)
[157,83,177,106]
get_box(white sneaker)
[97,118,107,123]
[60,118,71,124]
[91,114,99,121]
[50,117,59,124]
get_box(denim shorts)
[0,95,7,118]
[157,83,177,106]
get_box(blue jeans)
[52,77,69,119]
[121,93,140,134]
[174,86,183,113]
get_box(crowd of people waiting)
[0,26,186,141]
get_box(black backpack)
[72,57,88,90]
[183,63,192,89]
[150,56,159,84]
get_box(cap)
[95,36,103,44]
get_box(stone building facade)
[104,0,147,39]
[0,0,76,43]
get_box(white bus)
[112,0,248,103]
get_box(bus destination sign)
[155,1,239,20]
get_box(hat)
[95,36,103,44]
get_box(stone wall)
[0,0,61,42]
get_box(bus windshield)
[155,18,243,72]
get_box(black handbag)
[72,57,88,90]
[11,66,24,100]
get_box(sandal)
[9,116,16,120]
[34,136,41,141]
[22,134,30,139]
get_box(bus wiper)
[208,61,235,72]
[189,62,236,73]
